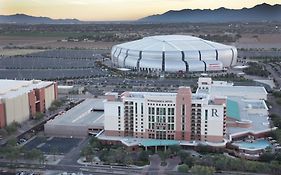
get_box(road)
[0,161,144,175]
[262,63,281,88]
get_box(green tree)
[178,150,195,165]
[6,146,20,163]
[5,122,20,134]
[138,150,150,163]
[260,152,275,162]
[6,137,17,146]
[169,145,181,155]
[35,112,44,120]
[190,165,215,175]
[178,164,189,173]
[25,149,43,161]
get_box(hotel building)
[104,87,227,143]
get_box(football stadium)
[111,35,237,73]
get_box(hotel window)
[182,133,185,139]
[159,108,165,115]
[156,108,160,115]
[118,106,121,117]
[182,104,185,116]
[148,107,151,114]
[135,103,138,113]
[205,110,208,120]
[141,103,143,114]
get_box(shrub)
[178,164,189,173]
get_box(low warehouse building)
[0,79,58,128]
[44,98,104,137]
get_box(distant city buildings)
[0,79,58,128]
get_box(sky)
[1,0,281,21]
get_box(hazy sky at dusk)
[1,0,281,21]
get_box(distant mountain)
[0,14,82,24]
[139,3,281,23]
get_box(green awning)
[140,139,179,147]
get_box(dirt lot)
[0,36,118,50]
[0,49,45,56]
[235,34,281,49]
[0,22,280,51]
[1,33,280,51]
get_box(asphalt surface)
[59,137,91,166]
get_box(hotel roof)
[227,97,272,137]
[122,91,177,98]
[197,84,268,100]
[210,85,267,94]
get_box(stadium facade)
[0,79,58,128]
[111,35,237,73]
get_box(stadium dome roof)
[111,35,237,73]
[117,35,233,52]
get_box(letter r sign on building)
[211,109,218,117]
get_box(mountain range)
[0,14,82,24]
[0,3,280,24]
[140,3,281,23]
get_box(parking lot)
[0,49,107,80]
[24,137,82,155]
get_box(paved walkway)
[142,154,181,175]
